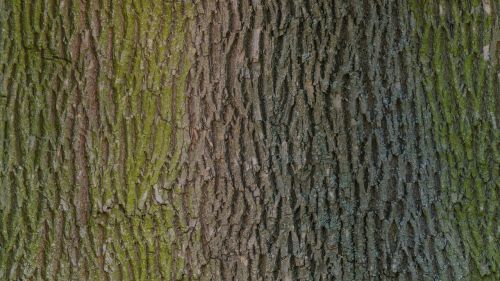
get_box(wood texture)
[0,1,193,280]
[183,0,499,280]
[0,0,498,280]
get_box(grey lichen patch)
[482,0,492,15]
[483,45,490,61]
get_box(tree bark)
[0,1,193,280]
[0,0,498,281]
[181,1,499,280]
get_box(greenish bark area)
[410,1,499,279]
[0,1,193,280]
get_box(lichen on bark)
[0,1,194,280]
[409,1,499,279]
[0,0,498,280]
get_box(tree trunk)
[0,1,193,280]
[0,0,498,281]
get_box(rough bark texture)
[0,0,499,281]
[0,1,193,280]
[182,0,499,280]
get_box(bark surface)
[0,0,499,281]
[182,0,499,280]
[0,1,193,280]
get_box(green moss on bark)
[410,1,499,279]
[0,1,194,280]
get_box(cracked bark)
[0,1,193,280]
[1,0,499,280]
[183,1,499,280]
